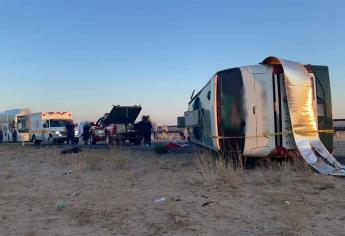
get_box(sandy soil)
[1,143,345,236]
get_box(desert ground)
[1,142,345,236]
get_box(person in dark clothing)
[11,120,17,142]
[0,130,3,144]
[82,123,91,145]
[141,115,152,145]
[12,130,17,143]
[65,121,75,145]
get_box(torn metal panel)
[263,57,345,176]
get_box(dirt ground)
[1,143,345,236]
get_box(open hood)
[103,106,142,125]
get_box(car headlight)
[75,130,79,135]
[55,131,60,135]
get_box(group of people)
[0,121,17,144]
[79,115,153,146]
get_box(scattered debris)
[63,170,72,175]
[166,143,181,150]
[154,197,167,203]
[70,192,78,197]
[60,146,81,155]
[56,200,66,210]
[201,201,213,207]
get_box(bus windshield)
[50,119,70,128]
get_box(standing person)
[142,116,153,146]
[11,120,17,142]
[0,129,3,144]
[65,121,75,145]
[82,122,91,145]
[12,129,17,143]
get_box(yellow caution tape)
[211,129,335,139]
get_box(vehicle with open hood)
[90,105,143,145]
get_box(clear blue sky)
[1,0,344,124]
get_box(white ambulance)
[29,112,79,144]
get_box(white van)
[29,112,79,144]
[0,109,30,142]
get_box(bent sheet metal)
[263,57,345,176]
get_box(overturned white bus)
[181,57,333,158]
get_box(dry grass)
[283,201,306,235]
[278,161,293,188]
[83,151,103,171]
[4,168,16,179]
[218,162,242,188]
[116,155,130,170]
[194,152,220,184]
[287,150,313,175]
[167,201,190,226]
[2,143,345,235]
[127,168,135,189]
[24,231,38,236]
[194,149,243,188]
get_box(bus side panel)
[252,66,275,156]
[240,68,256,155]
[310,65,333,152]
[210,75,219,150]
[188,81,215,149]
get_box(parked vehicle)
[0,109,30,142]
[90,105,143,145]
[29,112,79,144]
